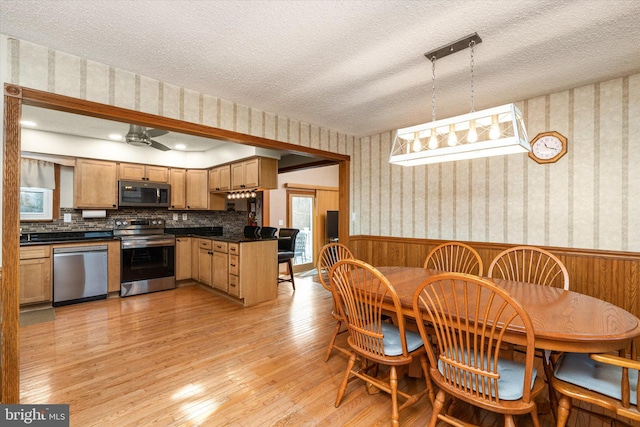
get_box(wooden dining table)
[376,266,640,354]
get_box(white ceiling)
[2,0,640,140]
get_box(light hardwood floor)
[20,276,622,426]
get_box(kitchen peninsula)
[169,227,279,306]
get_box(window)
[20,187,53,221]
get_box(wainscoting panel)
[349,235,640,347]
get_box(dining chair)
[550,342,639,426]
[487,245,570,405]
[412,272,545,427]
[260,226,277,239]
[277,228,299,290]
[487,245,569,290]
[329,259,435,427]
[423,241,483,276]
[316,243,354,361]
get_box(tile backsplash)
[20,208,247,235]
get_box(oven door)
[121,237,175,285]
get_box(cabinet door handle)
[230,263,236,267]
[230,283,236,287]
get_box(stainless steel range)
[114,218,175,297]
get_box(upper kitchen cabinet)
[170,168,209,210]
[209,165,231,192]
[186,169,209,209]
[231,157,278,190]
[74,158,118,209]
[169,168,186,209]
[118,163,169,183]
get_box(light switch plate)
[173,213,178,221]
[63,213,72,223]
[278,219,284,226]
[182,213,188,220]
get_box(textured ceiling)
[2,0,640,138]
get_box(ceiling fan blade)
[146,128,169,138]
[149,139,171,151]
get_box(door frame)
[286,189,316,272]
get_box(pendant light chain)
[469,40,475,113]
[431,56,437,122]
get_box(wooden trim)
[19,86,350,162]
[52,164,61,220]
[278,159,337,174]
[284,183,338,192]
[2,84,22,403]
[338,161,350,246]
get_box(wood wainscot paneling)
[349,235,640,350]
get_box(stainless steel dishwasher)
[53,245,108,306]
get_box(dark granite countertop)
[20,230,116,246]
[166,227,279,243]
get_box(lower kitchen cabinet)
[227,240,277,306]
[198,239,213,286]
[211,241,228,292]
[19,246,52,305]
[192,238,277,306]
[175,237,192,280]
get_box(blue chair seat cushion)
[554,352,638,405]
[379,322,424,356]
[437,350,538,401]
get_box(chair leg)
[389,366,400,427]
[556,396,572,427]
[325,319,342,362]
[419,353,436,404]
[287,258,295,290]
[428,390,447,427]
[335,352,356,407]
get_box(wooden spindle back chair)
[412,273,545,427]
[423,242,483,276]
[330,259,435,427]
[488,245,569,290]
[316,243,354,361]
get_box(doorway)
[287,191,315,272]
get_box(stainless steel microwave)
[118,180,171,207]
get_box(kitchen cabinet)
[175,237,192,280]
[169,168,186,209]
[107,240,121,293]
[198,239,212,286]
[19,245,52,305]
[211,241,228,292]
[186,169,209,209]
[209,165,231,192]
[74,158,118,209]
[171,169,209,210]
[226,240,278,306]
[191,238,200,281]
[228,243,240,298]
[118,163,169,183]
[231,157,278,190]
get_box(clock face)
[529,131,567,164]
[532,136,563,159]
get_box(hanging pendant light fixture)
[389,33,530,166]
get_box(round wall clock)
[528,131,568,164]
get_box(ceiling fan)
[124,124,171,151]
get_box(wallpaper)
[350,75,640,252]
[2,35,639,252]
